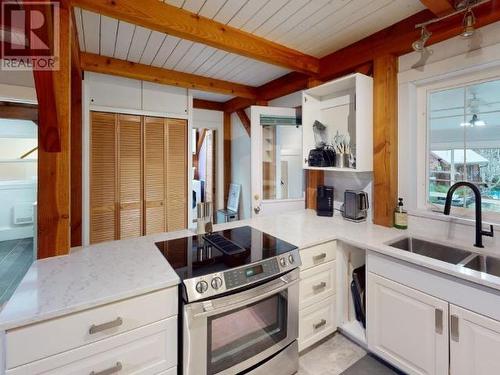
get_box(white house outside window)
[427,78,500,214]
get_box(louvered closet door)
[144,117,166,235]
[90,112,117,244]
[166,118,187,231]
[118,114,143,239]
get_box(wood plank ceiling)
[74,0,425,101]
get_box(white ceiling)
[74,1,425,101]
[190,90,235,102]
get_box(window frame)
[416,67,500,224]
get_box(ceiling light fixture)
[412,26,432,52]
[461,8,476,38]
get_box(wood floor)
[0,238,34,305]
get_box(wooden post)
[223,112,231,202]
[373,55,398,227]
[70,12,82,247]
[31,0,72,257]
[305,78,324,210]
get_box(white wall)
[231,110,251,219]
[0,64,36,103]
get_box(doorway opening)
[192,128,217,223]
[0,102,38,305]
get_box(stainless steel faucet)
[443,181,494,248]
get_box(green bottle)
[394,198,408,230]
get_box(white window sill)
[409,208,500,229]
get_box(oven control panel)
[185,248,301,302]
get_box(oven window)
[207,291,288,374]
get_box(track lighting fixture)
[461,8,476,38]
[412,26,431,52]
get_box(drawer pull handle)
[313,319,327,329]
[313,253,327,261]
[312,282,327,291]
[90,361,122,375]
[451,314,460,342]
[435,308,443,334]
[89,317,123,335]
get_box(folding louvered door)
[144,117,166,235]
[90,112,187,244]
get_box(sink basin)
[464,255,500,278]
[388,237,472,265]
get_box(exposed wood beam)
[223,97,268,113]
[71,0,319,75]
[320,2,500,81]
[0,101,38,122]
[26,0,72,258]
[71,11,83,247]
[80,53,258,99]
[257,72,310,102]
[193,99,224,111]
[420,0,455,16]
[196,129,207,155]
[223,112,231,202]
[236,110,251,136]
[373,55,398,227]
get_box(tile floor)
[0,237,34,305]
[298,333,401,375]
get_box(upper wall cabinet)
[302,73,373,172]
[142,82,188,116]
[86,73,188,116]
[87,73,142,110]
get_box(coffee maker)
[316,185,334,217]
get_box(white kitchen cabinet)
[367,272,449,375]
[450,304,500,375]
[299,261,336,309]
[302,73,373,172]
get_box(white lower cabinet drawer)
[300,241,336,271]
[299,261,336,309]
[6,317,177,375]
[299,295,336,352]
[6,288,177,369]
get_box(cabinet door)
[90,112,117,244]
[450,304,500,375]
[144,117,166,235]
[166,119,187,231]
[367,272,448,375]
[118,114,143,238]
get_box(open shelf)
[302,73,373,172]
[337,242,367,348]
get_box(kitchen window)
[427,78,500,215]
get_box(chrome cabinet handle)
[89,317,123,335]
[313,253,327,261]
[313,319,327,329]
[312,282,327,291]
[435,308,443,334]
[90,362,122,375]
[451,314,460,342]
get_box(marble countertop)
[0,209,498,331]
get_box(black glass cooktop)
[155,226,297,280]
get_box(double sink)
[388,237,500,278]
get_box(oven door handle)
[191,275,298,318]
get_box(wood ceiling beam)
[193,99,224,111]
[320,2,500,81]
[0,102,38,122]
[71,0,320,75]
[420,0,455,16]
[80,53,258,99]
[236,110,251,136]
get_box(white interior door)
[450,304,500,375]
[250,106,305,218]
[366,272,449,375]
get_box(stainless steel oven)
[183,268,299,375]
